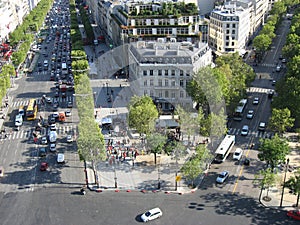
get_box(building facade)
[96,0,208,47]
[128,40,212,110]
[209,1,250,55]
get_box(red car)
[287,210,300,220]
[40,162,48,171]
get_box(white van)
[43,60,48,67]
[49,131,57,143]
[15,114,23,127]
[57,153,65,164]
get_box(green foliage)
[253,168,279,196]
[253,34,272,53]
[181,145,212,187]
[258,134,290,170]
[128,95,159,135]
[285,168,300,207]
[146,133,166,164]
[176,105,199,141]
[269,108,295,133]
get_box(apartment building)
[96,0,208,47]
[0,0,33,42]
[128,40,212,110]
[209,1,250,55]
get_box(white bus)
[233,99,247,121]
[214,135,235,163]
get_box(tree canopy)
[258,134,290,169]
[269,108,295,133]
[128,95,159,135]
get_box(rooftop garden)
[128,2,198,17]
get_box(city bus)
[26,99,38,121]
[213,135,235,163]
[233,99,247,121]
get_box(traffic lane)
[0,188,292,225]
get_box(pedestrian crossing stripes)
[228,128,273,139]
[247,87,272,94]
[11,96,74,108]
[260,63,276,68]
[3,125,76,141]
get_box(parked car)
[67,101,73,108]
[216,171,229,184]
[246,110,254,119]
[141,208,163,222]
[233,148,243,160]
[50,143,56,152]
[241,125,249,136]
[287,210,300,220]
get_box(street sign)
[175,175,181,182]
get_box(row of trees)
[9,0,54,67]
[253,0,288,61]
[70,0,106,165]
[273,6,300,126]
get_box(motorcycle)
[80,188,86,195]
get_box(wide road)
[0,187,293,225]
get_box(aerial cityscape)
[0,0,300,224]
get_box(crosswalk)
[11,96,74,108]
[228,128,273,139]
[1,125,76,141]
[260,63,276,68]
[247,87,272,94]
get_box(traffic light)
[109,44,113,49]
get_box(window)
[171,92,176,98]
[232,42,234,46]
[165,70,168,76]
[180,70,184,76]
[143,70,147,76]
[165,80,169,87]
[150,79,153,86]
[226,42,229,46]
[226,24,230,28]
[150,70,153,76]
[226,30,230,34]
[144,90,147,95]
[165,90,169,98]
[158,70,162,76]
[232,30,235,34]
[171,80,175,86]
[226,36,229,40]
[158,79,162,87]
[171,70,175,76]
[144,80,147,86]
[232,24,236,28]
[158,92,162,98]
[180,91,184,98]
[180,79,184,87]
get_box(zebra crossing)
[11,96,74,108]
[228,128,273,139]
[2,125,76,141]
[259,63,276,68]
[247,87,273,94]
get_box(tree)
[253,34,272,53]
[269,108,295,134]
[181,144,213,188]
[253,168,279,200]
[258,134,290,170]
[285,168,300,207]
[128,95,159,135]
[146,133,166,164]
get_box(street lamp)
[280,158,290,207]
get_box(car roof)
[220,171,228,175]
[235,148,243,153]
[242,125,249,128]
[148,208,162,213]
[259,122,266,126]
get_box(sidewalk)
[260,134,300,211]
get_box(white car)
[276,65,281,72]
[50,123,57,131]
[246,110,254,119]
[41,136,48,145]
[258,122,266,131]
[52,112,59,118]
[241,125,249,136]
[67,135,73,143]
[46,97,52,104]
[216,171,229,184]
[141,207,162,222]
[65,110,71,117]
[252,97,259,105]
[50,143,56,152]
[233,148,243,160]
